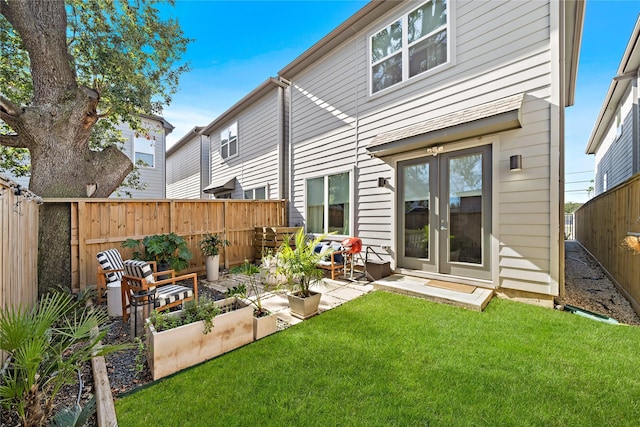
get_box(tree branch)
[0,93,21,116]
[0,134,27,148]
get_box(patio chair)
[316,241,348,280]
[120,260,198,323]
[96,248,126,305]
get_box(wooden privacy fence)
[575,174,640,315]
[1,176,40,364]
[44,199,287,294]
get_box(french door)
[397,145,492,280]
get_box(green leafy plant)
[0,292,128,427]
[228,261,271,317]
[122,232,192,271]
[198,234,230,257]
[148,297,221,334]
[50,396,96,427]
[277,229,331,298]
[133,337,146,376]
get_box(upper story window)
[371,0,449,94]
[220,122,238,160]
[134,133,155,168]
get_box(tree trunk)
[1,1,134,296]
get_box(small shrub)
[148,298,221,334]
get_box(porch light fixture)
[510,155,522,171]
[378,177,389,187]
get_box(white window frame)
[304,169,354,237]
[133,133,156,168]
[244,186,267,200]
[220,122,238,160]
[369,0,454,96]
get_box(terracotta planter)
[205,255,220,281]
[287,291,322,319]
[253,311,278,340]
[145,297,253,380]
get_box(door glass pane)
[403,162,430,259]
[449,153,482,264]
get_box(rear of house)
[280,0,584,304]
[168,0,584,305]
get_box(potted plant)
[145,296,253,380]
[277,228,332,319]
[199,233,230,281]
[122,232,192,272]
[227,261,278,340]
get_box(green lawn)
[116,291,640,426]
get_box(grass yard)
[116,291,640,426]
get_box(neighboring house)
[2,114,173,198]
[169,0,585,305]
[115,114,173,199]
[585,16,640,195]
[200,77,289,200]
[166,126,210,199]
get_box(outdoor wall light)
[510,155,522,171]
[378,177,389,187]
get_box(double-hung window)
[220,122,238,160]
[134,134,155,168]
[371,0,449,94]
[306,172,350,235]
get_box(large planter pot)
[253,311,278,340]
[205,255,220,281]
[145,297,253,380]
[287,291,322,320]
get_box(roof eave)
[278,0,398,79]
[564,0,586,107]
[585,15,640,155]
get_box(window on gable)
[306,172,350,235]
[134,133,155,168]
[220,122,238,160]
[371,0,448,94]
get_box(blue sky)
[162,0,640,204]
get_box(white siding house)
[169,0,584,305]
[201,77,288,200]
[166,126,210,199]
[276,0,583,304]
[586,16,640,195]
[114,114,173,199]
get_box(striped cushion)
[123,260,155,284]
[155,285,194,307]
[96,249,124,283]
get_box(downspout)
[279,76,294,225]
[277,81,286,200]
[633,72,639,175]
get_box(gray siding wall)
[167,134,206,199]
[209,88,282,199]
[288,0,559,295]
[113,116,166,198]
[594,94,633,195]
